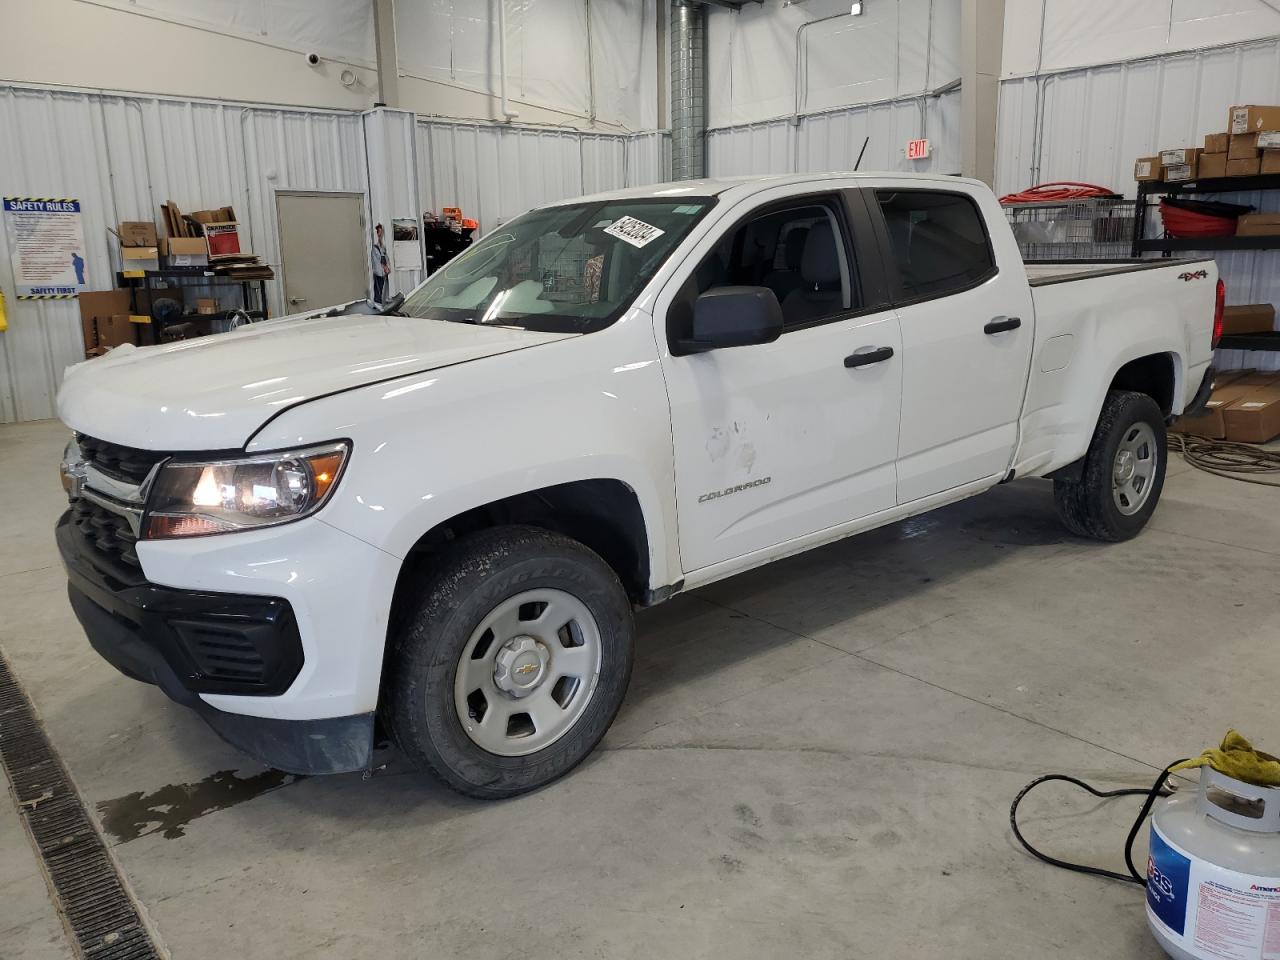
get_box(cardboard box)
[1172,375,1279,438]
[1135,156,1163,181]
[1160,147,1201,166]
[101,314,138,348]
[118,221,157,247]
[120,246,159,272]
[1227,157,1262,177]
[1229,105,1280,135]
[202,221,241,258]
[1205,132,1230,153]
[77,289,131,355]
[1221,304,1276,336]
[161,236,209,268]
[1198,153,1228,179]
[1236,213,1280,235]
[1214,369,1256,388]
[1228,133,1261,160]
[1263,150,1280,175]
[1223,382,1280,443]
[197,298,218,315]
[1164,162,1197,182]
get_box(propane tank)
[1147,768,1280,960]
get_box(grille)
[69,497,140,568]
[77,434,166,485]
[180,623,269,684]
[0,650,163,960]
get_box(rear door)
[868,185,1035,504]
[657,187,903,572]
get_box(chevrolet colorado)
[56,173,1221,797]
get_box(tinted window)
[876,190,995,300]
[669,200,857,343]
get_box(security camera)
[305,52,321,67]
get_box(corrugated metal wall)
[0,86,672,424]
[707,90,960,177]
[0,83,370,423]
[997,37,1280,371]
[416,121,668,234]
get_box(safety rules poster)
[3,197,87,299]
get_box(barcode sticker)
[604,216,665,248]
[1241,401,1267,408]
[1232,107,1249,134]
[1136,161,1152,177]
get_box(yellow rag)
[1170,731,1280,787]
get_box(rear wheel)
[385,525,634,799]
[1053,390,1167,541]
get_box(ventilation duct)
[671,1,707,180]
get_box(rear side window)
[876,190,996,301]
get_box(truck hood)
[58,312,576,450]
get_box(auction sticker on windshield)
[604,216,665,248]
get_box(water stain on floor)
[96,768,300,843]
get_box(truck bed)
[1024,258,1210,287]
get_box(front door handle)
[289,297,307,305]
[984,316,1021,334]
[844,345,895,368]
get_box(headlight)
[144,442,349,539]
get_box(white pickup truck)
[56,173,1221,797]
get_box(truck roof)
[556,171,984,207]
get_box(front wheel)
[384,525,634,799]
[1053,390,1167,542]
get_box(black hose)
[1009,761,1187,886]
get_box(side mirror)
[680,286,784,354]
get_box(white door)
[659,193,903,573]
[874,186,1035,504]
[276,191,369,311]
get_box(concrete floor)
[2,417,1278,959]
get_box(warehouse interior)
[3,2,1280,959]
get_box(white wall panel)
[364,109,425,297]
[416,121,656,234]
[996,39,1280,369]
[0,84,369,424]
[708,90,960,178]
[707,0,960,127]
[1003,0,1280,78]
[625,131,672,187]
[998,39,1280,197]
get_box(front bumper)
[58,512,374,774]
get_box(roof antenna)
[853,136,870,171]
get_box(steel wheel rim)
[1112,421,1159,516]
[453,589,603,757]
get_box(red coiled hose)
[999,182,1120,204]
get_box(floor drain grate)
[0,650,162,959]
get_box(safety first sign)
[3,197,87,299]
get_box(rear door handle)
[844,345,895,368]
[984,316,1021,334]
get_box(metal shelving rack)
[115,268,269,340]
[1131,173,1280,351]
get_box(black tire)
[1053,390,1167,542]
[384,525,634,799]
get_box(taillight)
[1212,277,1225,348]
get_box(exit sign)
[906,138,930,160]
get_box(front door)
[276,191,369,312]
[659,191,903,573]
[871,185,1036,504]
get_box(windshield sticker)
[603,216,665,248]
[673,204,702,215]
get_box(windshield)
[400,197,715,333]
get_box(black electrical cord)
[1169,433,1280,487]
[1010,760,1187,886]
